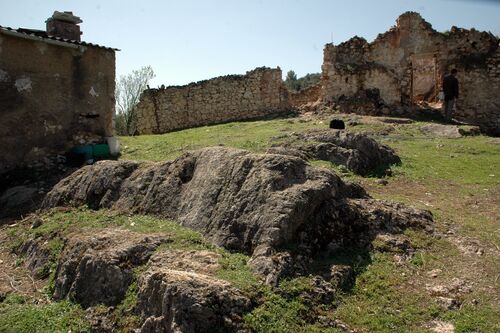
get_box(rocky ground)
[0,113,498,333]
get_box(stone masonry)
[288,83,321,109]
[321,12,500,135]
[131,67,289,135]
[0,12,116,175]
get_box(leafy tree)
[297,73,321,90]
[115,66,155,135]
[284,70,321,92]
[286,70,298,82]
[284,70,300,91]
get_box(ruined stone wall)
[455,45,500,135]
[321,12,500,134]
[0,32,115,174]
[288,83,321,108]
[132,67,289,135]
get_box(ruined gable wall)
[369,12,443,75]
[0,33,115,174]
[132,67,289,135]
[321,12,500,134]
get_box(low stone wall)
[131,67,289,135]
[288,83,321,108]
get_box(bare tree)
[115,66,155,135]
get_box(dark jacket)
[443,74,459,101]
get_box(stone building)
[320,12,500,135]
[0,11,117,175]
[131,67,289,135]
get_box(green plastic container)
[71,145,93,160]
[92,144,111,159]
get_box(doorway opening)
[410,53,440,108]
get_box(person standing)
[442,69,459,122]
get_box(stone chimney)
[46,11,82,41]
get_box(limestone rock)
[20,239,53,279]
[133,249,251,332]
[327,265,355,290]
[0,185,39,218]
[52,229,166,307]
[248,246,295,285]
[136,268,251,333]
[377,117,414,124]
[430,320,456,333]
[342,199,434,237]
[420,123,480,138]
[268,129,401,175]
[43,147,356,255]
[373,233,414,255]
[43,147,432,283]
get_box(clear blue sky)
[2,0,499,86]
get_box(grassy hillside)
[1,114,498,332]
[120,115,500,332]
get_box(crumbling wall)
[321,12,500,134]
[455,46,500,135]
[321,37,403,107]
[131,67,289,135]
[0,32,115,174]
[287,83,321,108]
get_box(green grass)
[244,292,308,333]
[441,303,500,333]
[333,253,437,332]
[279,276,315,297]
[388,136,500,188]
[120,117,325,161]
[10,208,211,252]
[114,270,142,331]
[0,294,90,333]
[215,251,259,290]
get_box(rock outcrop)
[43,146,432,284]
[34,146,436,331]
[52,229,167,307]
[46,229,251,332]
[43,147,353,255]
[420,123,481,138]
[137,266,251,333]
[268,129,401,175]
